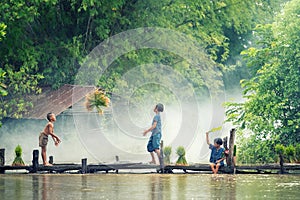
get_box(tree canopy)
[226,0,300,163]
[0,0,286,129]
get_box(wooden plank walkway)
[1,163,300,174]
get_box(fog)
[0,90,242,166]
[0,27,246,166]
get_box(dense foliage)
[226,0,300,164]
[0,0,284,124]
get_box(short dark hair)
[156,103,164,112]
[214,138,223,145]
[47,113,53,121]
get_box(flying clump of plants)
[85,89,110,114]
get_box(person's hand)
[143,130,148,136]
[54,137,61,146]
[206,131,210,135]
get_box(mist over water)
[0,95,239,165]
[0,27,244,166]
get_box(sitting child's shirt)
[209,144,225,166]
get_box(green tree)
[0,0,286,124]
[0,22,6,41]
[97,0,285,94]
[0,0,125,120]
[226,0,300,163]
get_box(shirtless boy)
[39,113,61,166]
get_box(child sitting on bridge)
[206,131,225,174]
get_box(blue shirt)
[151,114,161,136]
[209,144,225,164]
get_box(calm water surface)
[0,173,299,200]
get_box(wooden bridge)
[1,129,299,174]
[1,161,300,174]
[1,150,300,174]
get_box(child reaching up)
[206,131,225,174]
[39,113,61,166]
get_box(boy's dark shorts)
[147,133,161,152]
[39,132,48,147]
[210,162,224,167]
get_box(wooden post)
[223,136,229,165]
[32,150,39,173]
[115,156,119,174]
[49,156,53,164]
[0,149,4,166]
[223,137,228,149]
[0,149,5,174]
[233,144,237,174]
[279,154,285,174]
[227,128,236,167]
[81,158,87,174]
[159,140,164,173]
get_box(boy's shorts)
[147,133,161,152]
[39,132,48,147]
[210,161,224,167]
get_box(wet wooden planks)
[1,163,299,174]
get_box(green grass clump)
[12,145,25,166]
[164,146,172,165]
[175,146,188,166]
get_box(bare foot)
[44,163,53,166]
[149,161,156,164]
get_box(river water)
[0,173,299,200]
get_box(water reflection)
[32,175,39,200]
[210,175,236,200]
[0,174,299,199]
[150,175,163,200]
[81,175,88,200]
[176,175,187,199]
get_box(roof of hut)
[22,84,95,119]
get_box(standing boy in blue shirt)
[143,103,164,165]
[206,131,225,174]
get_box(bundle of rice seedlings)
[175,146,188,166]
[208,126,222,133]
[12,145,25,166]
[163,146,172,165]
[85,89,110,114]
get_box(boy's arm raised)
[206,132,210,145]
